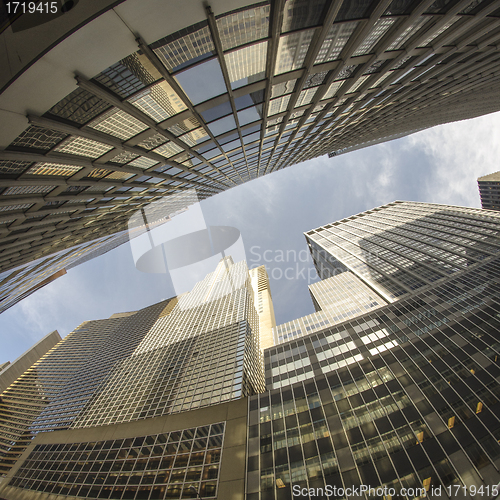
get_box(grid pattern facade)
[478,171,500,211]
[249,252,500,500]
[305,201,500,302]
[9,423,225,500]
[69,259,265,428]
[0,229,132,314]
[1,258,265,477]
[0,317,127,475]
[2,0,500,273]
[273,273,388,345]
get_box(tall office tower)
[274,272,388,344]
[0,187,198,315]
[250,266,277,350]
[0,229,132,314]
[305,200,500,302]
[0,188,199,315]
[0,258,266,480]
[250,203,500,500]
[478,171,500,211]
[0,331,61,475]
[2,205,500,500]
[2,0,500,274]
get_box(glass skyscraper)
[1,0,500,276]
[0,258,268,484]
[253,201,500,500]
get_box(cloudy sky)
[1,110,500,364]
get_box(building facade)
[0,229,131,314]
[254,252,500,500]
[478,171,500,211]
[1,0,500,275]
[0,258,267,485]
[254,201,500,500]
[305,201,500,301]
[1,201,500,500]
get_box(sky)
[1,110,500,364]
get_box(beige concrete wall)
[249,266,276,350]
[0,398,248,500]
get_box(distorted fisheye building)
[1,0,500,278]
[0,258,268,487]
[1,201,500,500]
[255,201,500,500]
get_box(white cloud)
[403,111,500,207]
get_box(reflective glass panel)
[207,115,236,136]
[282,0,328,32]
[129,82,187,122]
[216,5,270,51]
[201,101,232,122]
[153,24,215,72]
[237,106,263,126]
[225,41,267,89]
[275,30,315,75]
[175,59,227,104]
[315,21,359,64]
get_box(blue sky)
[1,111,500,364]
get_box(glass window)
[207,115,236,136]
[175,59,227,105]
[153,24,215,72]
[276,30,315,75]
[237,106,263,126]
[225,41,267,89]
[216,5,270,51]
[201,101,232,122]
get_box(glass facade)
[2,0,500,273]
[3,201,500,498]
[0,258,265,481]
[249,203,500,500]
[478,171,500,211]
[0,229,134,314]
[306,201,500,301]
[9,423,225,500]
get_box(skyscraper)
[478,171,500,211]
[1,201,500,500]
[0,258,267,479]
[0,187,200,314]
[0,229,130,314]
[0,330,61,475]
[1,0,500,274]
[253,201,500,500]
[305,201,499,301]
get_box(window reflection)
[175,59,227,105]
[200,101,232,122]
[129,81,187,123]
[281,0,328,32]
[237,106,263,126]
[153,24,215,72]
[207,115,236,136]
[225,41,267,89]
[216,5,270,51]
[275,30,315,75]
